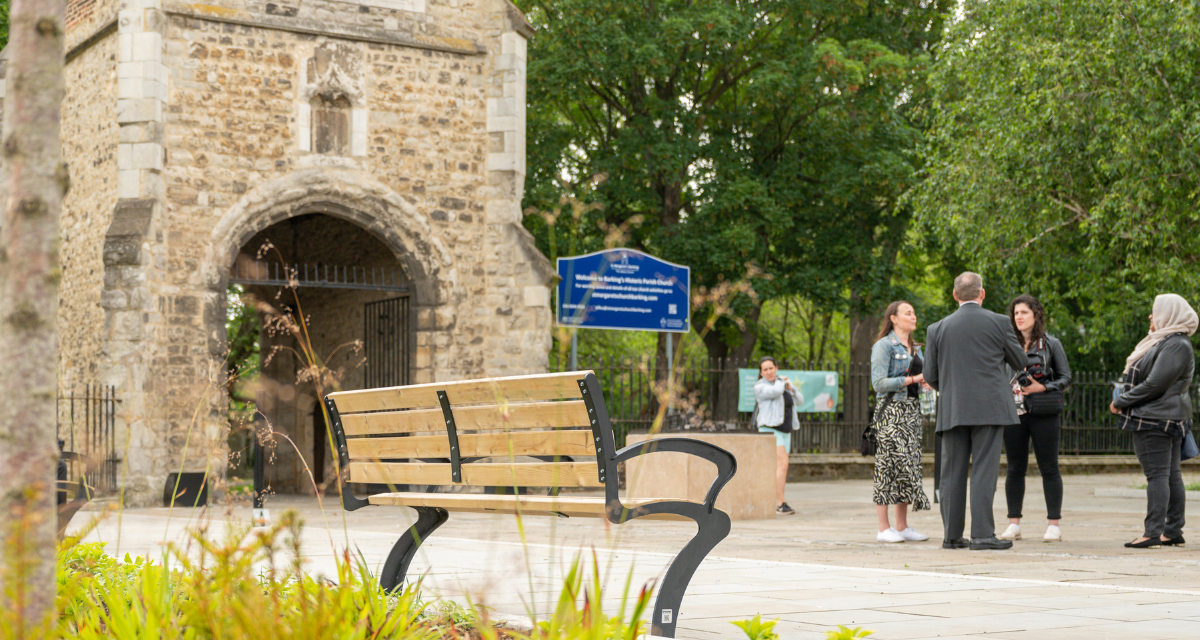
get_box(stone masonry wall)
[54,0,551,504]
[59,36,121,389]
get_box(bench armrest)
[612,438,737,513]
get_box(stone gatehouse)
[9,0,554,505]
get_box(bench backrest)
[324,371,617,498]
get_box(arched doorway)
[228,212,414,494]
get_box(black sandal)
[1163,536,1186,547]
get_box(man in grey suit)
[925,272,1026,550]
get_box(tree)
[518,1,951,419]
[911,0,1200,368]
[0,0,68,631]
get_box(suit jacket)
[925,302,1027,431]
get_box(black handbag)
[861,393,894,456]
[1022,337,1065,417]
[1024,389,1065,417]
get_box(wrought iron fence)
[57,385,120,494]
[555,357,1181,454]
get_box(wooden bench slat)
[349,461,604,488]
[340,400,591,436]
[365,492,693,521]
[346,431,597,459]
[329,371,591,413]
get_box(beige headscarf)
[1124,294,1199,371]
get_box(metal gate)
[57,385,120,494]
[364,296,411,388]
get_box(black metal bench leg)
[650,509,731,638]
[379,506,449,591]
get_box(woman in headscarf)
[1110,294,1198,549]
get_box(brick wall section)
[65,0,120,51]
[60,34,121,388]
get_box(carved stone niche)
[311,93,351,156]
[303,42,363,157]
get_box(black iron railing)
[553,356,1186,454]
[57,385,120,494]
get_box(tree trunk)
[848,307,880,425]
[0,0,68,631]
[698,304,761,424]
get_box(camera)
[1017,351,1048,387]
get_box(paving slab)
[72,474,1200,639]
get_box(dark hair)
[876,300,916,350]
[757,356,778,380]
[1008,294,1046,349]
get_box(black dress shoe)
[1163,535,1185,547]
[1125,538,1162,549]
[970,537,1014,550]
[942,538,970,549]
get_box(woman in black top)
[1110,294,1198,549]
[998,295,1072,543]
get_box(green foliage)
[226,283,262,384]
[730,614,779,640]
[46,517,661,640]
[518,0,953,358]
[755,297,849,364]
[50,513,455,639]
[533,551,651,640]
[912,0,1200,368]
[825,625,874,640]
[0,0,9,51]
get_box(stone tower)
[12,0,553,505]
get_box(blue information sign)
[556,249,690,333]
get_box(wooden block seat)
[324,371,737,638]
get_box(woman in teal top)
[754,356,801,515]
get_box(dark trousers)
[1132,429,1186,539]
[939,424,1004,540]
[1004,413,1063,520]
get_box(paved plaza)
[74,474,1200,639]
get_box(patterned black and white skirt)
[872,397,930,510]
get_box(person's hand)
[1023,380,1047,394]
[910,373,925,385]
[781,377,793,391]
[920,382,933,391]
[1109,402,1122,415]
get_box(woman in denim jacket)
[869,301,932,543]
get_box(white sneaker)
[898,527,929,542]
[998,524,1022,541]
[877,527,905,543]
[1044,525,1061,542]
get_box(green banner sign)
[738,369,839,413]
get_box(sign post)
[556,249,690,412]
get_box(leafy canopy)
[911,0,1200,365]
[519,0,949,356]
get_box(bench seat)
[326,371,736,638]
[366,492,695,521]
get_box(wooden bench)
[324,371,736,638]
